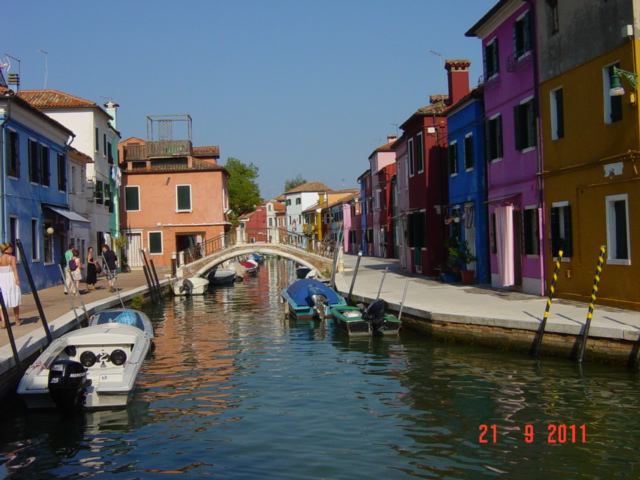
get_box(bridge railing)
[177,227,337,267]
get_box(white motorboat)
[207,268,238,285]
[172,276,209,295]
[17,309,153,412]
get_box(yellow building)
[538,0,640,310]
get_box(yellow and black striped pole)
[531,250,563,356]
[578,245,606,363]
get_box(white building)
[19,90,121,251]
[283,181,332,235]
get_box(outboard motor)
[180,279,194,295]
[362,299,388,336]
[308,285,329,320]
[48,360,88,414]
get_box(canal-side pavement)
[2,253,640,387]
[334,254,640,364]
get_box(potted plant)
[449,240,477,284]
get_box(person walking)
[85,246,98,292]
[102,244,118,293]
[64,243,75,294]
[69,249,84,296]
[0,243,21,328]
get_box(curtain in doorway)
[495,205,514,286]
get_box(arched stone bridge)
[176,242,340,279]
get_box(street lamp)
[609,66,638,96]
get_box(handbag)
[95,262,102,274]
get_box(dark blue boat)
[281,278,347,320]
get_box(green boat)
[332,299,401,337]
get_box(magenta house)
[467,0,544,295]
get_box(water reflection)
[1,257,640,479]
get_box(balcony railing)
[123,140,193,161]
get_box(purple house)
[467,0,544,295]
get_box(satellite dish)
[0,56,10,72]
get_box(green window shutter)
[177,185,191,211]
[125,186,139,211]
[149,232,162,254]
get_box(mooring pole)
[376,267,388,300]
[578,245,606,363]
[531,250,563,356]
[347,251,363,304]
[15,239,53,344]
[0,292,20,364]
[140,249,157,303]
[397,279,410,322]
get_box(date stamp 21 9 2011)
[479,424,587,444]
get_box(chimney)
[445,59,471,106]
[387,134,397,144]
[103,100,120,129]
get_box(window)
[6,130,19,178]
[104,184,112,212]
[108,143,114,165]
[523,207,539,255]
[485,114,503,161]
[103,133,107,155]
[95,180,104,204]
[125,186,140,211]
[149,232,162,254]
[547,0,559,35]
[514,98,536,150]
[28,139,40,183]
[550,87,564,140]
[57,153,66,191]
[604,64,622,124]
[286,199,291,206]
[408,138,415,176]
[606,194,630,264]
[176,185,192,212]
[31,218,39,261]
[513,11,532,59]
[464,134,474,170]
[448,141,458,176]
[484,38,499,79]
[416,132,424,173]
[296,198,301,205]
[40,145,50,186]
[95,127,99,152]
[550,202,572,257]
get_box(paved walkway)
[333,254,640,343]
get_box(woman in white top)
[0,242,21,328]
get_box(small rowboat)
[332,299,401,337]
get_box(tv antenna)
[37,49,48,88]
[430,50,444,95]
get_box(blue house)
[1,76,77,292]
[444,81,489,284]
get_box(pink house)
[467,1,543,294]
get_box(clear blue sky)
[4,0,496,200]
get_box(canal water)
[1,257,640,479]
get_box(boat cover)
[285,279,343,307]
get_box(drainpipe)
[0,99,11,242]
[524,0,546,296]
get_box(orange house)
[118,136,230,268]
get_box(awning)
[45,206,90,223]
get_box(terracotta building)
[118,133,230,268]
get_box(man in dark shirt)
[102,245,118,293]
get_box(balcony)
[123,140,193,161]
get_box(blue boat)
[281,278,347,320]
